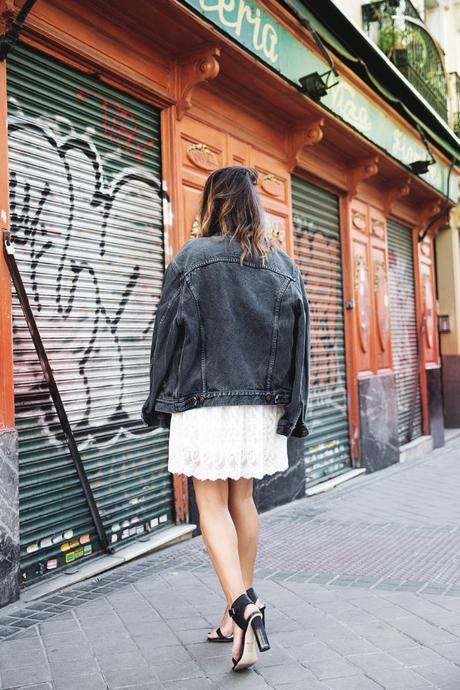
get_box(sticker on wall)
[122,519,130,528]
[111,533,118,543]
[26,543,39,554]
[150,517,159,528]
[83,544,92,555]
[111,523,120,533]
[65,546,87,564]
[121,529,130,539]
[60,542,71,552]
[63,529,74,539]
[46,559,58,570]
[79,534,90,544]
[40,537,53,549]
[52,534,64,544]
[159,514,168,524]
[130,516,139,524]
[136,525,145,535]
[129,526,137,536]
[129,496,145,505]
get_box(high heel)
[207,587,266,644]
[228,592,270,672]
[246,586,266,626]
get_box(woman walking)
[142,166,311,672]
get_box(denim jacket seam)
[157,285,181,330]
[184,275,207,393]
[156,389,291,402]
[173,286,187,398]
[265,275,293,391]
[181,255,295,282]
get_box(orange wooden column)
[0,59,14,430]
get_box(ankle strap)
[228,592,253,629]
[246,587,257,603]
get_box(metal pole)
[2,230,113,554]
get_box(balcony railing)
[362,1,448,122]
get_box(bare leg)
[207,477,259,639]
[193,477,258,659]
[229,478,259,590]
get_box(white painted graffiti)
[8,113,163,450]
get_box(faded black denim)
[141,234,311,438]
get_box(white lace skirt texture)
[168,403,289,481]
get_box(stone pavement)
[1,436,460,690]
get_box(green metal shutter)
[7,44,173,585]
[387,219,423,444]
[291,177,352,485]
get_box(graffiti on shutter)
[291,177,352,485]
[387,219,423,444]
[8,45,172,583]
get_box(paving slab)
[0,436,459,688]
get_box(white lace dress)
[168,404,288,481]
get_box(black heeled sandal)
[207,621,233,643]
[246,586,266,626]
[228,592,270,672]
[207,587,266,643]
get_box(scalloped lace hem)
[168,461,289,481]
[168,403,288,481]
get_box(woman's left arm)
[276,267,311,438]
[141,259,182,428]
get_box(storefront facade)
[0,0,458,604]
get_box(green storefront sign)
[182,0,458,202]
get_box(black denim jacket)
[141,234,311,438]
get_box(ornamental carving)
[191,216,200,238]
[354,254,371,354]
[373,259,389,351]
[260,173,283,197]
[347,156,379,198]
[265,213,285,248]
[422,271,433,350]
[382,178,411,217]
[186,143,218,171]
[0,0,16,33]
[420,238,431,257]
[351,209,366,233]
[177,45,221,121]
[287,118,325,172]
[370,217,385,240]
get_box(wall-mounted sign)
[182,0,458,202]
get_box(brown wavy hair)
[195,166,274,266]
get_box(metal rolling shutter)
[291,177,352,485]
[7,44,173,585]
[387,219,423,444]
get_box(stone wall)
[0,429,20,606]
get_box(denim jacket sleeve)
[141,259,182,429]
[276,267,311,438]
